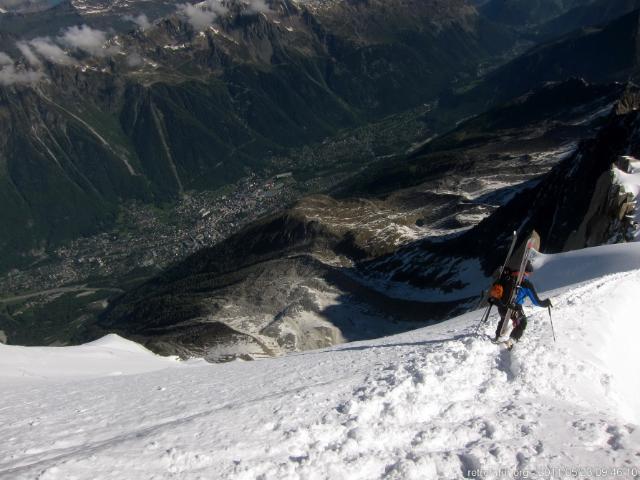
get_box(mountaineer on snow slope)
[490,260,553,347]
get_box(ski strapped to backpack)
[498,237,536,338]
[474,231,517,335]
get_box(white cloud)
[16,41,41,67]
[206,0,228,15]
[0,64,43,85]
[244,0,270,14]
[123,13,151,31]
[29,37,75,65]
[126,52,144,67]
[177,0,227,30]
[177,3,217,30]
[59,25,118,57]
[0,51,13,65]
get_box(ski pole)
[548,306,556,342]
[474,304,492,335]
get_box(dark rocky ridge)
[466,84,640,261]
[479,0,591,27]
[383,83,640,291]
[539,0,640,39]
[334,78,622,198]
[436,8,640,127]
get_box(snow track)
[1,247,639,479]
[245,281,638,480]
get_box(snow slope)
[532,241,640,291]
[1,244,639,479]
[0,334,194,382]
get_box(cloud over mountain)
[30,37,75,65]
[0,52,12,65]
[59,25,118,57]
[4,24,120,85]
[16,42,42,67]
[123,13,152,31]
[0,63,43,85]
[244,0,270,14]
[177,0,228,30]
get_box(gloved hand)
[542,299,553,308]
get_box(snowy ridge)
[1,244,639,478]
[532,241,640,291]
[0,334,196,382]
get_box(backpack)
[489,267,517,303]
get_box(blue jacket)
[515,277,544,307]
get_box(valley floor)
[1,245,639,479]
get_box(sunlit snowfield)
[1,243,639,479]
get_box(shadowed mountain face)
[92,79,629,361]
[479,0,592,27]
[460,86,640,261]
[362,85,640,291]
[539,0,640,38]
[436,8,640,124]
[0,0,515,272]
[334,78,622,197]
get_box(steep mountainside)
[438,8,640,125]
[336,78,621,197]
[90,79,626,361]
[539,0,640,38]
[0,0,513,272]
[362,85,640,300]
[462,86,640,260]
[479,0,592,27]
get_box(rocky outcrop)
[564,157,639,249]
[351,83,640,305]
[437,84,640,270]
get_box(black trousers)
[495,306,528,341]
